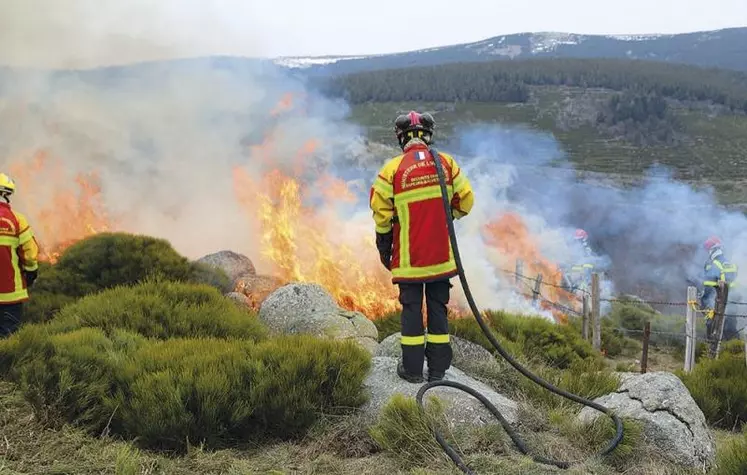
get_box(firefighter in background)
[561,229,595,295]
[370,111,474,384]
[700,236,738,339]
[0,173,39,337]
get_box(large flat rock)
[362,356,518,428]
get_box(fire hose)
[415,145,624,473]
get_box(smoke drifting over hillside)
[451,124,747,312]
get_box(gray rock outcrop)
[578,371,715,468]
[362,356,517,428]
[197,250,256,285]
[259,283,379,354]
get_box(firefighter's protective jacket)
[703,248,737,288]
[0,202,39,304]
[369,140,474,284]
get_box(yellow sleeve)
[14,211,39,271]
[369,156,402,234]
[443,153,474,219]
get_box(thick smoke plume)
[450,123,747,331]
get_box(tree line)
[320,58,747,114]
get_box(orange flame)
[233,156,399,317]
[7,150,115,263]
[483,212,576,323]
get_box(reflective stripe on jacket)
[703,256,737,288]
[0,202,39,304]
[369,141,474,284]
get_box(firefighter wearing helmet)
[700,236,738,339]
[561,228,595,294]
[369,111,474,383]
[0,173,39,338]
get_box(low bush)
[369,393,447,468]
[450,311,597,369]
[4,327,371,451]
[519,357,620,410]
[372,311,400,342]
[43,279,268,342]
[678,339,747,430]
[713,427,747,475]
[26,233,232,324]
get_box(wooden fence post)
[743,329,747,368]
[685,286,697,372]
[709,282,729,359]
[641,321,651,373]
[532,274,543,305]
[582,295,590,341]
[591,273,601,352]
[515,260,523,287]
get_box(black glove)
[25,269,38,287]
[376,231,394,270]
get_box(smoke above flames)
[1,5,745,330]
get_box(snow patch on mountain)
[273,55,366,69]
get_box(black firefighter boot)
[397,361,424,384]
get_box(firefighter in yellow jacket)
[369,111,474,383]
[0,173,39,337]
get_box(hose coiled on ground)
[415,146,624,473]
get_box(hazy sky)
[1,0,745,68]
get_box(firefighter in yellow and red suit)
[0,173,40,338]
[369,111,474,383]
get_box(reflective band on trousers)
[426,333,450,344]
[401,335,426,345]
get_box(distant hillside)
[273,27,747,75]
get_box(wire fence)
[499,265,747,367]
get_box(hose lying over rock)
[415,146,624,473]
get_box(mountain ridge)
[271,27,747,74]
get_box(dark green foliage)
[51,232,194,297]
[450,311,597,369]
[43,280,268,342]
[677,340,747,430]
[3,327,371,451]
[325,58,747,113]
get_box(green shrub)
[4,328,371,451]
[713,427,747,475]
[678,340,746,430]
[451,311,596,369]
[369,393,447,467]
[519,357,620,409]
[45,280,268,342]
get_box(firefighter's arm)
[369,158,399,234]
[15,211,39,272]
[444,154,474,219]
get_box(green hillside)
[330,59,747,205]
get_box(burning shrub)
[3,328,371,451]
[678,339,747,431]
[44,280,268,342]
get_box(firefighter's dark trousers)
[0,303,23,338]
[398,280,453,377]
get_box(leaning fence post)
[641,321,651,373]
[515,260,523,287]
[532,274,543,305]
[743,329,747,368]
[685,286,697,372]
[710,282,729,359]
[591,273,601,351]
[582,294,590,341]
